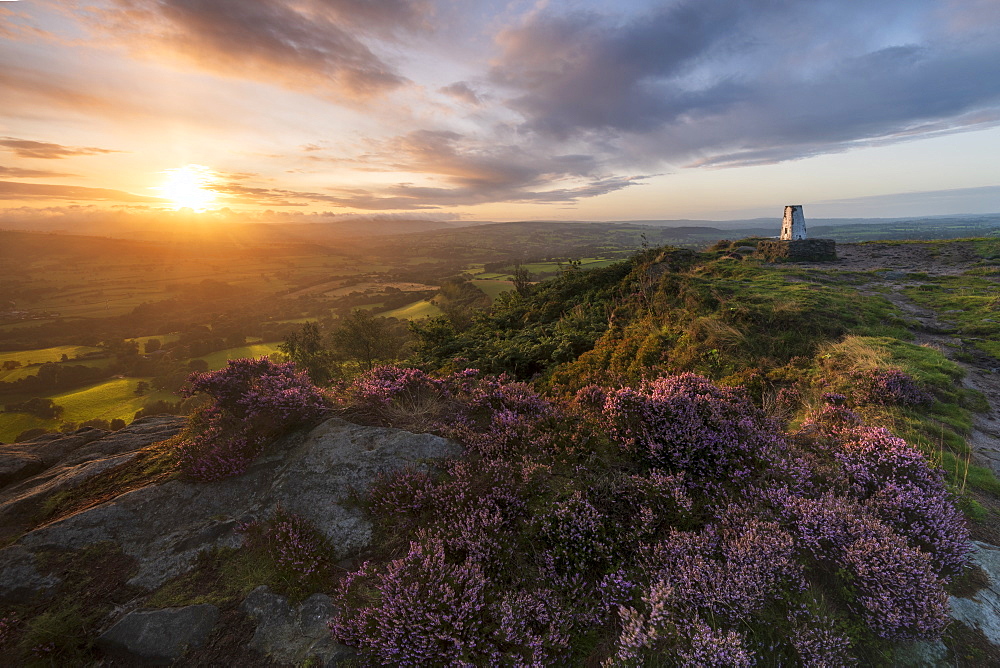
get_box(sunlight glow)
[156,164,219,211]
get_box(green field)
[0,345,104,367]
[471,279,515,300]
[0,356,113,383]
[381,299,443,320]
[193,342,283,370]
[128,333,181,349]
[0,377,178,443]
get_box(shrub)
[239,510,334,583]
[600,373,786,488]
[176,357,327,481]
[330,370,966,663]
[778,493,951,640]
[331,539,492,665]
[837,425,969,575]
[851,368,932,406]
[339,366,556,458]
[0,614,17,647]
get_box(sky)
[1,0,999,226]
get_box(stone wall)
[755,238,836,262]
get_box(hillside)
[1,238,999,665]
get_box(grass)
[0,377,178,442]
[470,278,515,301]
[0,345,103,367]
[0,357,113,383]
[380,299,443,320]
[814,334,1000,501]
[903,275,1000,358]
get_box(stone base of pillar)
[755,239,837,262]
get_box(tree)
[280,321,338,385]
[134,381,150,396]
[5,397,64,419]
[331,310,405,371]
[511,263,533,298]
[144,338,161,354]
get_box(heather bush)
[331,539,492,666]
[803,406,970,575]
[850,368,932,407]
[787,609,853,666]
[239,510,334,580]
[600,373,787,488]
[176,357,327,481]
[778,492,951,640]
[338,366,557,459]
[640,514,804,625]
[329,370,967,664]
[533,492,611,577]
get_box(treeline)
[0,363,109,396]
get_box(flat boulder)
[96,604,219,665]
[241,585,354,665]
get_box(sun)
[156,164,219,210]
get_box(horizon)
[2,1,999,225]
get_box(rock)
[0,416,185,542]
[267,417,463,557]
[15,417,461,590]
[0,544,59,603]
[0,452,45,489]
[893,639,948,667]
[755,239,837,262]
[950,541,1000,646]
[96,604,219,665]
[0,453,137,532]
[241,585,354,665]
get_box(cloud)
[93,0,428,101]
[439,81,483,106]
[0,137,122,160]
[489,0,1000,168]
[0,166,77,178]
[0,180,164,203]
[314,129,649,209]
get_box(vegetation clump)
[176,357,328,481]
[323,366,969,665]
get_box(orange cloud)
[0,137,122,160]
[0,180,164,203]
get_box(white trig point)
[780,205,806,240]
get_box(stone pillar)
[780,205,806,240]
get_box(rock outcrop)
[0,416,185,541]
[0,415,462,664]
